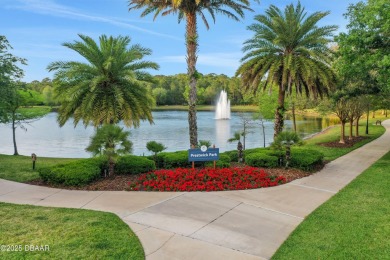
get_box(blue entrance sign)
[188,148,219,162]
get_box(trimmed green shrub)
[290,148,324,171]
[115,155,155,175]
[222,150,238,162]
[205,154,231,168]
[156,151,191,169]
[245,153,279,168]
[39,159,101,186]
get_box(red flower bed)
[128,167,286,192]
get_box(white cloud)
[5,0,182,41]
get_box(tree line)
[16,73,256,108]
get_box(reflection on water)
[284,115,339,137]
[215,119,230,150]
[0,111,338,158]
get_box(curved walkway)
[1,120,390,260]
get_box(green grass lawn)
[0,203,144,260]
[0,154,77,182]
[18,106,52,116]
[272,150,390,259]
[304,119,385,161]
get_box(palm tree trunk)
[12,112,18,156]
[274,87,286,138]
[292,102,297,133]
[186,12,198,148]
[108,160,115,176]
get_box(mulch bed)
[318,136,368,148]
[26,166,314,191]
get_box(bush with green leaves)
[115,155,155,175]
[39,159,101,186]
[290,148,324,171]
[205,154,231,168]
[156,151,191,169]
[245,153,279,168]
[86,124,132,176]
[146,141,167,159]
[222,150,238,162]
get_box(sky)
[0,0,361,82]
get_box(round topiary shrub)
[115,155,155,175]
[245,153,279,168]
[290,148,324,171]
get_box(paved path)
[1,120,389,260]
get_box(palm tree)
[271,131,302,168]
[128,0,255,148]
[236,2,337,137]
[47,34,159,128]
[86,124,133,176]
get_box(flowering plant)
[128,167,286,192]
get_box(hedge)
[245,148,323,170]
[290,148,324,171]
[156,151,191,169]
[205,154,231,168]
[222,150,238,162]
[115,155,155,175]
[245,153,279,168]
[39,158,101,186]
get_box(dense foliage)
[289,148,324,171]
[155,151,191,169]
[39,159,101,186]
[245,153,279,168]
[244,147,323,170]
[115,155,156,175]
[86,124,133,176]
[48,34,158,128]
[237,3,337,137]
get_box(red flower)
[127,167,286,192]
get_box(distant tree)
[146,141,167,161]
[152,88,168,106]
[0,36,46,155]
[1,83,49,155]
[336,0,389,95]
[237,3,337,137]
[86,124,133,176]
[198,140,211,148]
[0,35,26,119]
[48,34,158,127]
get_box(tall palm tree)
[129,0,255,148]
[47,34,159,128]
[236,2,337,137]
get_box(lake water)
[0,111,337,158]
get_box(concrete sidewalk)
[1,120,389,260]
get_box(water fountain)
[215,90,231,119]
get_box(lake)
[0,111,337,158]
